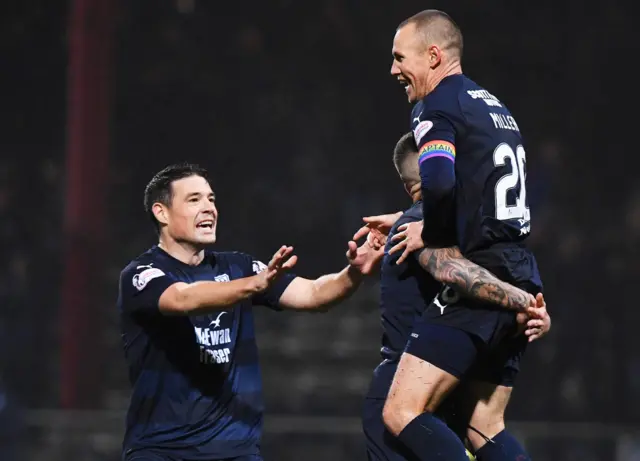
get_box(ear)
[403,183,412,196]
[428,44,442,69]
[152,202,169,226]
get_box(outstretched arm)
[278,239,384,311]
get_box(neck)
[158,236,205,265]
[426,60,462,96]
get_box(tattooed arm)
[360,215,536,312]
[416,246,532,311]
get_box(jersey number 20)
[493,143,530,222]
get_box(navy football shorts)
[404,314,527,387]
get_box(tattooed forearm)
[416,247,531,311]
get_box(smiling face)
[153,175,219,247]
[391,23,436,103]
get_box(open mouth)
[196,220,215,230]
[398,78,411,93]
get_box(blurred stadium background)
[1,0,639,460]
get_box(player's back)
[366,201,441,398]
[412,74,541,290]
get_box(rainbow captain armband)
[418,140,456,164]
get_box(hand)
[346,238,385,276]
[256,245,298,291]
[352,212,403,246]
[388,221,425,264]
[523,293,551,342]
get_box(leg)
[382,352,459,436]
[461,335,531,461]
[461,381,512,450]
[382,323,480,461]
[362,397,418,461]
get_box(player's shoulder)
[119,247,171,293]
[121,246,166,277]
[459,75,509,112]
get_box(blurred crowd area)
[1,0,639,460]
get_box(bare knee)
[382,352,459,437]
[382,398,420,437]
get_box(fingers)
[353,224,371,241]
[527,329,544,342]
[397,223,408,232]
[524,325,542,337]
[366,231,384,249]
[362,213,400,231]
[388,238,407,255]
[527,319,545,328]
[395,248,411,265]
[390,230,406,242]
[282,255,298,270]
[536,292,546,308]
[269,245,294,270]
[362,216,386,225]
[346,240,358,260]
[268,245,285,268]
[526,306,545,319]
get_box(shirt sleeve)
[411,104,458,246]
[246,257,296,311]
[118,262,177,314]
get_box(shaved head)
[398,10,463,60]
[393,132,420,188]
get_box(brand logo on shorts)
[433,285,460,315]
[434,298,447,315]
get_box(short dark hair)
[393,132,420,186]
[398,9,463,59]
[143,163,210,232]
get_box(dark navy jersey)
[411,74,541,289]
[117,245,295,460]
[366,201,442,398]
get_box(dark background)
[1,0,638,460]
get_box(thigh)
[386,352,459,416]
[362,398,419,461]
